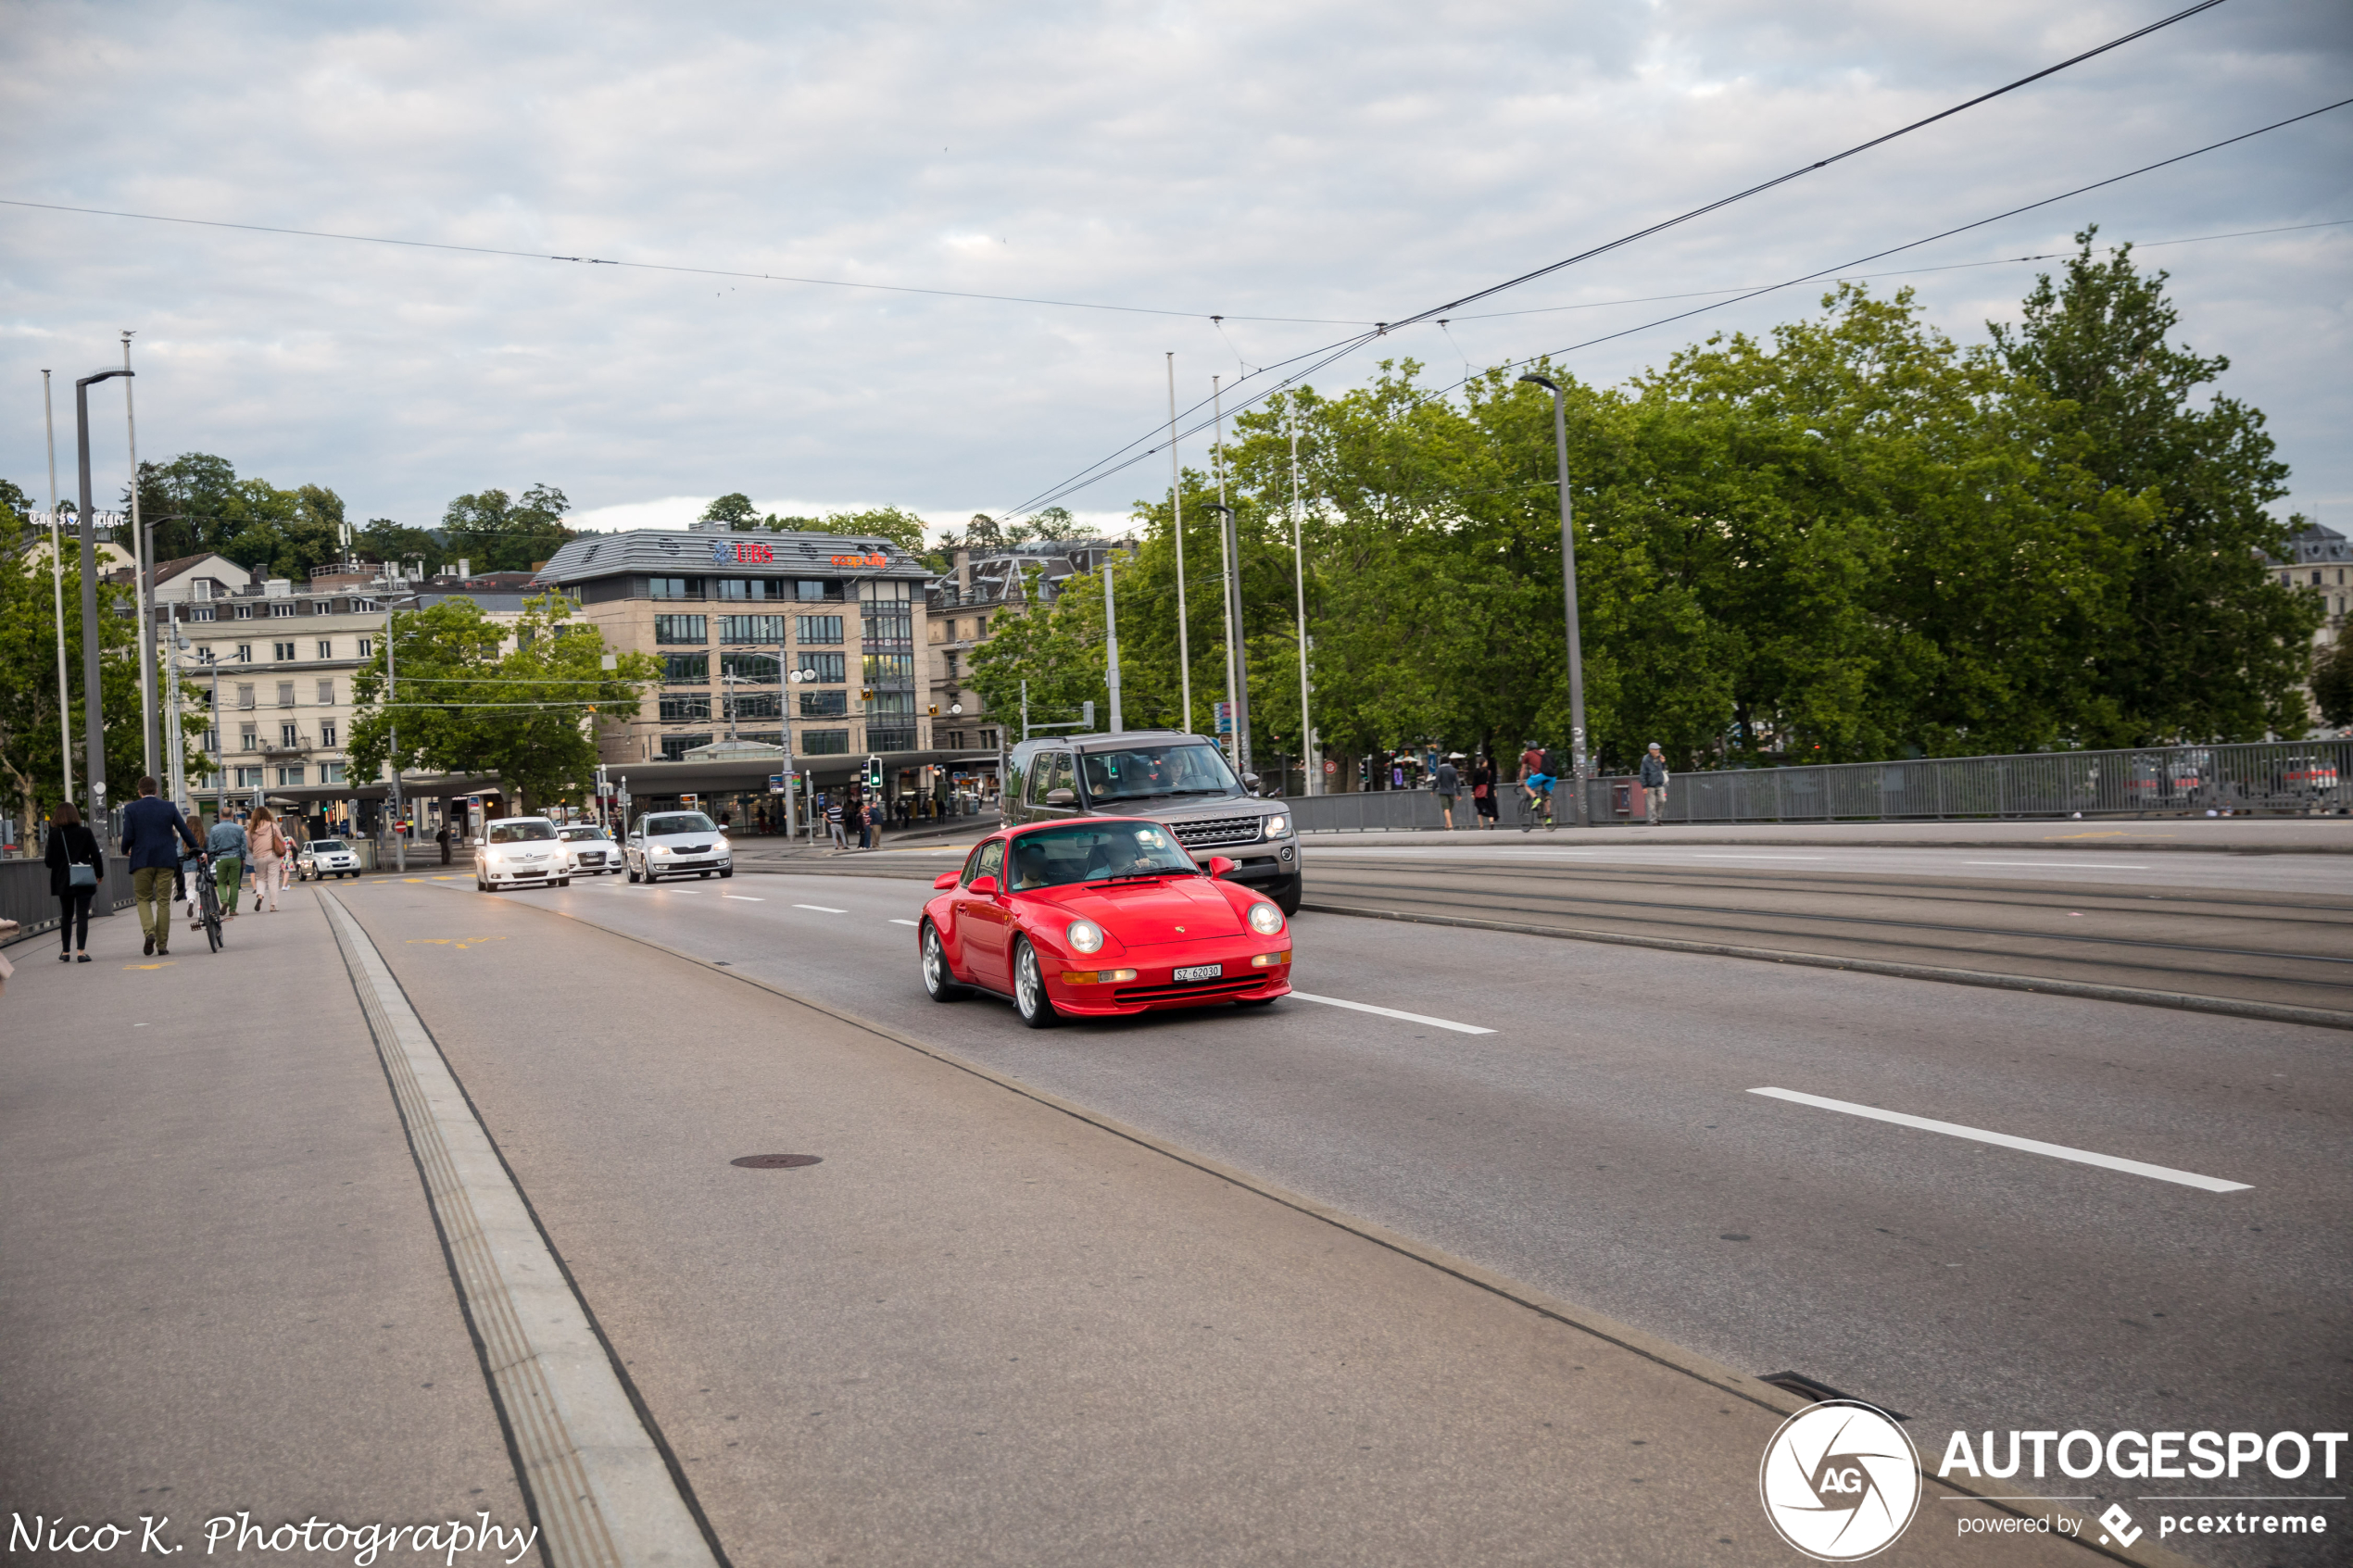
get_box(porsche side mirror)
[969,873,1000,896]
[1207,855,1237,879]
[1045,788,1076,806]
[932,872,959,890]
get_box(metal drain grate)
[731,1154,823,1169]
[1757,1371,1907,1421]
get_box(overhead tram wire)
[998,94,2353,520]
[984,0,2233,521]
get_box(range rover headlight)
[1066,918,1104,955]
[1263,812,1292,838]
[1247,902,1285,935]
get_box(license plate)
[1173,963,1223,983]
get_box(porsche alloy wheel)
[1013,938,1059,1029]
[922,922,968,1002]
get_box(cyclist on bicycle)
[1521,770,1557,831]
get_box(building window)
[659,733,713,760]
[234,766,263,787]
[317,679,334,704]
[980,728,997,749]
[794,652,846,683]
[321,763,346,784]
[237,684,257,709]
[357,637,373,658]
[659,695,712,722]
[800,729,849,755]
[321,719,338,747]
[712,579,781,601]
[273,641,296,660]
[316,639,333,659]
[799,689,848,718]
[654,614,708,645]
[269,601,296,617]
[280,722,299,746]
[663,653,710,684]
[188,605,215,621]
[193,578,214,601]
[862,653,916,689]
[234,604,254,619]
[719,614,787,644]
[796,580,835,601]
[721,651,779,682]
[238,722,258,749]
[277,682,296,707]
[202,728,219,752]
[277,765,306,786]
[728,692,782,720]
[648,577,701,600]
[866,691,917,717]
[795,614,844,645]
[235,644,253,662]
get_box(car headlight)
[1263,812,1291,838]
[1066,918,1104,955]
[651,845,670,856]
[1247,902,1285,935]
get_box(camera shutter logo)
[1758,1401,1921,1561]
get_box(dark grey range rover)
[1001,729,1302,913]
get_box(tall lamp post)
[370,578,422,870]
[1207,503,1252,782]
[1516,373,1590,828]
[76,364,133,842]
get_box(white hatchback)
[557,823,622,875]
[298,838,361,880]
[623,810,734,884]
[473,817,570,890]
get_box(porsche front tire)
[1012,938,1059,1029]
[921,922,969,1002]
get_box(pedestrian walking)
[1470,759,1498,828]
[436,823,453,864]
[247,807,290,912]
[206,812,250,920]
[826,797,848,851]
[1640,743,1671,825]
[120,776,202,957]
[1434,753,1462,829]
[44,802,104,964]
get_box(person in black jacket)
[44,803,104,963]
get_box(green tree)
[1991,230,2318,742]
[442,483,575,573]
[2312,639,2353,730]
[0,497,147,827]
[132,454,352,581]
[346,594,658,812]
[357,516,442,568]
[702,493,762,530]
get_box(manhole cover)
[731,1154,823,1170]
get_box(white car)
[623,810,734,884]
[297,838,361,880]
[473,816,570,890]
[557,823,622,875]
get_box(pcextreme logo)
[1759,1401,1922,1562]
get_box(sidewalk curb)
[436,881,2177,1565]
[322,890,725,1568]
[1298,901,2353,1035]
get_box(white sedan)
[474,817,570,890]
[297,838,362,880]
[556,823,623,875]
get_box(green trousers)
[132,866,174,947]
[214,855,243,914]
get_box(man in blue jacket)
[120,775,202,956]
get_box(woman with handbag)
[44,803,104,963]
[247,807,289,913]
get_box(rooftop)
[534,528,931,585]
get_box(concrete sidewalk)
[0,887,532,1559]
[325,875,2139,1567]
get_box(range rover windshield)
[1079,743,1240,803]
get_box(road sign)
[769,774,786,794]
[1214,701,1233,734]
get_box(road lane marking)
[320,892,722,1566]
[1289,992,1494,1035]
[723,895,764,901]
[1748,1087,2250,1193]
[1686,854,1824,860]
[793,903,849,913]
[1968,860,2149,869]
[889,918,919,926]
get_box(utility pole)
[77,364,133,843]
[123,332,157,782]
[1211,378,1251,778]
[1290,402,1315,796]
[1021,678,1029,741]
[44,370,71,813]
[1518,374,1590,828]
[1103,554,1123,734]
[1165,353,1192,736]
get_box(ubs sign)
[711,539,776,564]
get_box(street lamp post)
[1207,504,1252,782]
[1516,373,1590,828]
[1103,557,1123,734]
[42,370,72,814]
[76,364,133,842]
[121,332,157,783]
[1290,404,1314,795]
[371,579,422,869]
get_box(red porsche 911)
[917,817,1292,1026]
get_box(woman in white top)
[247,807,290,911]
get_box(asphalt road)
[387,853,2353,1568]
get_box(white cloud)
[4,0,2348,525]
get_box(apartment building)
[532,525,934,762]
[2267,521,2350,652]
[925,538,1130,749]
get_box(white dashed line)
[724,895,764,901]
[1749,1087,2249,1192]
[1289,992,1494,1035]
[1967,860,2148,869]
[793,904,849,914]
[888,918,919,926]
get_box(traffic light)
[864,756,883,790]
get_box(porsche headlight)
[1066,918,1105,955]
[1263,812,1292,838]
[1247,902,1285,935]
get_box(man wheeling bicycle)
[120,776,203,958]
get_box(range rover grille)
[1169,814,1264,847]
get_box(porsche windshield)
[1078,743,1240,802]
[1007,822,1199,891]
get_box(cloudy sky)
[6,1,2348,539]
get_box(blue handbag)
[67,861,98,890]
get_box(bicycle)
[1520,778,1558,832]
[191,853,225,953]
